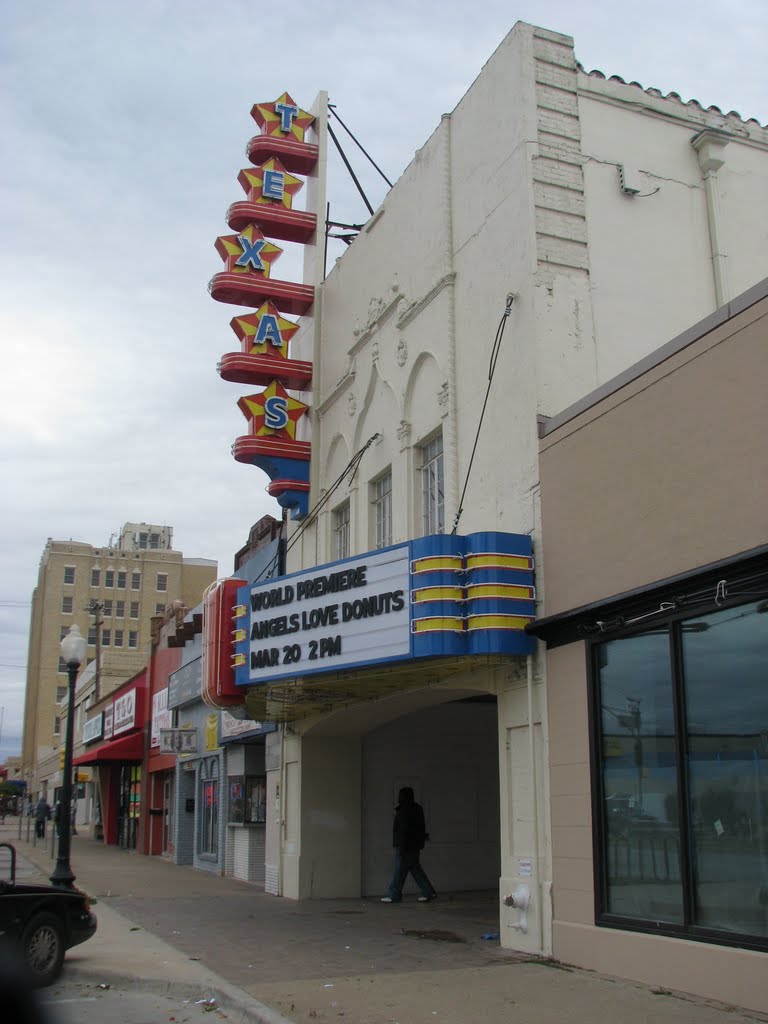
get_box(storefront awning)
[73,731,144,766]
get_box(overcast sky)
[1,0,765,762]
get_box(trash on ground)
[129,926,141,931]
[481,932,500,940]
[97,983,111,989]
[324,983,334,988]
[400,928,466,943]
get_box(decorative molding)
[396,419,411,449]
[316,365,356,415]
[396,273,455,331]
[437,381,450,416]
[347,392,357,417]
[349,281,402,356]
[371,340,379,363]
[396,339,408,367]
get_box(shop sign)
[103,705,114,740]
[113,688,136,735]
[159,729,198,754]
[205,714,219,751]
[220,710,275,740]
[150,688,172,748]
[240,545,410,684]
[233,532,537,687]
[82,712,103,745]
[168,657,202,709]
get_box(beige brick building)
[21,523,216,798]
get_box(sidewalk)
[3,818,764,1024]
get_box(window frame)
[61,596,73,614]
[131,571,141,590]
[588,593,768,953]
[333,502,351,561]
[156,572,168,592]
[419,433,445,536]
[63,566,75,585]
[371,470,393,550]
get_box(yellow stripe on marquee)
[411,556,463,574]
[466,614,534,631]
[465,584,535,600]
[465,553,533,571]
[232,605,247,618]
[232,653,247,667]
[233,628,247,643]
[412,586,465,603]
[412,616,465,633]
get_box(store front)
[75,672,147,848]
[532,284,768,1012]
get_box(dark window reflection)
[596,599,768,944]
[683,602,768,937]
[599,632,683,922]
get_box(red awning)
[73,731,144,766]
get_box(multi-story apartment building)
[21,522,217,798]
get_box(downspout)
[691,130,731,308]
[527,653,544,950]
[440,113,460,520]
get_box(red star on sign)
[251,93,315,143]
[230,302,299,358]
[238,381,309,439]
[238,158,304,210]
[214,223,282,277]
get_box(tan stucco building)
[532,278,768,1011]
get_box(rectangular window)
[53,717,61,736]
[333,502,350,560]
[61,596,73,614]
[57,657,67,673]
[90,568,100,587]
[87,626,97,645]
[130,601,139,619]
[150,532,160,549]
[102,628,111,647]
[372,471,393,549]
[128,630,138,648]
[59,626,68,641]
[593,597,768,948]
[131,571,141,590]
[155,603,165,615]
[200,776,219,856]
[138,532,148,549]
[105,570,115,588]
[420,434,444,535]
[157,573,168,592]
[117,570,127,589]
[103,599,113,617]
[114,629,124,648]
[56,686,67,703]
[115,600,125,618]
[63,566,75,585]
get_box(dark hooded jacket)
[392,786,427,852]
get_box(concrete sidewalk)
[3,819,764,1024]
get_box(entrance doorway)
[117,764,141,849]
[162,774,174,854]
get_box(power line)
[451,294,514,535]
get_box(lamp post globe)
[51,625,87,887]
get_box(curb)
[62,963,296,1024]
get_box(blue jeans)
[386,849,436,901]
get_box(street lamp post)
[51,625,87,888]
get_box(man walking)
[381,786,437,903]
[34,795,50,839]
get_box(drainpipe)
[691,130,731,308]
[527,653,543,951]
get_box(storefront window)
[594,600,768,947]
[200,759,219,857]
[228,775,266,824]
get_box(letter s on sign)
[264,395,289,430]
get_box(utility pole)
[87,600,104,703]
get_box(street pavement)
[2,817,765,1024]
